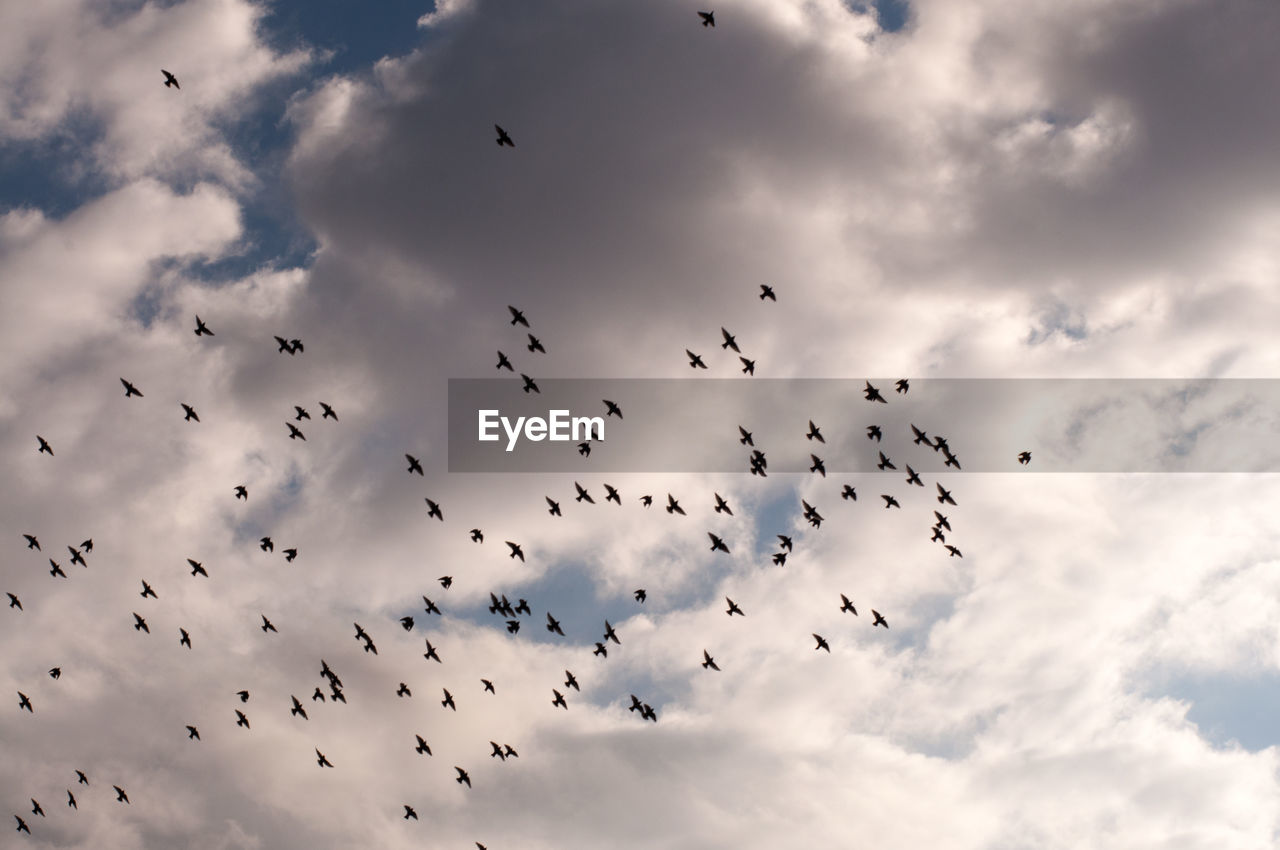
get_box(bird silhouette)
[933,511,951,531]
[18,691,33,712]
[23,534,39,550]
[75,770,88,785]
[945,545,963,558]
[593,642,608,657]
[720,327,739,351]
[708,532,730,553]
[759,284,776,301]
[552,689,568,709]
[911,424,930,445]
[877,451,896,471]
[641,494,653,507]
[872,610,889,628]
[113,785,129,803]
[867,425,882,441]
[180,628,191,648]
[604,484,621,504]
[286,422,305,441]
[120,378,143,398]
[574,482,594,503]
[397,682,412,698]
[294,405,310,421]
[37,435,53,455]
[235,710,250,728]
[49,560,66,579]
[425,499,443,520]
[261,615,277,633]
[320,402,337,420]
[521,374,540,393]
[482,679,495,693]
[31,799,45,818]
[666,494,686,515]
[162,69,180,89]
[508,306,528,326]
[68,546,86,567]
[140,581,157,599]
[702,649,720,670]
[881,494,901,509]
[634,589,647,603]
[506,541,524,561]
[936,484,957,505]
[686,350,708,369]
[15,815,30,834]
[414,735,432,755]
[237,690,250,702]
[439,575,453,588]
[778,535,793,551]
[6,593,20,610]
[738,426,754,446]
[603,399,623,418]
[564,671,579,691]
[905,465,923,486]
[725,597,744,616]
[841,484,857,500]
[67,791,77,809]
[404,805,418,820]
[283,548,297,562]
[235,485,248,500]
[455,766,471,787]
[181,403,199,422]
[291,695,308,719]
[495,125,515,147]
[132,612,149,633]
[840,594,858,615]
[406,454,424,475]
[496,351,513,371]
[422,596,441,615]
[714,493,733,515]
[772,552,787,566]
[603,620,620,644]
[527,334,545,353]
[316,749,333,768]
[187,725,200,740]
[740,356,756,375]
[1018,451,1031,465]
[810,455,826,477]
[813,634,831,652]
[806,420,825,442]
[896,379,909,394]
[423,640,440,663]
[864,381,887,403]
[187,558,207,577]
[699,10,715,26]
[441,689,456,710]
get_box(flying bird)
[439,575,453,588]
[521,373,540,394]
[936,484,957,506]
[423,640,440,663]
[237,690,250,702]
[316,749,333,768]
[778,534,793,551]
[275,335,292,353]
[564,671,579,691]
[294,405,311,421]
[287,422,305,440]
[714,493,733,515]
[527,334,546,354]
[603,399,623,418]
[772,551,787,566]
[423,596,441,615]
[634,589,646,603]
[120,378,143,398]
[404,805,418,821]
[553,689,568,709]
[180,403,199,422]
[708,532,730,553]
[841,484,857,500]
[482,679,495,693]
[720,327,740,351]
[179,628,191,648]
[640,494,653,507]
[666,494,686,515]
[397,682,412,698]
[725,597,744,616]
[933,511,951,531]
[872,610,889,628]
[911,424,930,445]
[740,356,756,375]
[593,642,608,657]
[801,499,824,528]
[864,381,887,403]
[18,692,32,712]
[49,560,66,578]
[37,435,53,455]
[603,620,620,645]
[186,724,200,740]
[490,741,506,760]
[133,612,149,633]
[806,420,825,443]
[455,766,471,787]
[895,379,909,394]
[945,545,963,558]
[813,634,831,652]
[905,465,923,487]
[686,350,708,369]
[698,10,715,26]
[192,316,212,336]
[6,593,20,610]
[75,770,88,785]
[877,451,895,471]
[29,800,43,818]
[235,485,248,500]
[702,649,720,671]
[506,541,525,561]
[508,305,528,326]
[840,594,857,615]
[113,786,129,804]
[866,425,882,442]
[140,580,157,599]
[425,499,443,521]
[261,614,277,633]
[283,547,297,562]
[604,484,621,504]
[574,482,594,503]
[759,285,776,301]
[1018,451,1032,465]
[406,454,424,475]
[67,546,85,566]
[15,815,30,834]
[882,494,901,509]
[495,125,514,147]
[415,735,432,755]
[162,69,179,89]
[67,791,77,809]
[187,558,207,577]
[810,454,826,477]
[23,534,39,550]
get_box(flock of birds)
[7,15,1035,844]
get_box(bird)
[455,766,471,787]
[526,333,546,354]
[235,710,250,728]
[133,612,149,633]
[80,538,93,552]
[552,689,568,709]
[490,741,506,760]
[759,284,776,301]
[423,640,440,663]
[495,350,514,372]
[294,405,311,421]
[120,378,143,398]
[186,725,200,740]
[686,350,708,369]
[772,552,787,566]
[905,465,923,486]
[942,448,962,470]
[911,424,930,445]
[841,484,857,501]
[882,494,901,509]
[23,534,39,550]
[698,10,715,26]
[179,628,191,648]
[708,532,730,553]
[316,402,337,421]
[725,597,744,616]
[291,695,308,719]
[867,425,882,442]
[187,558,207,577]
[425,499,444,521]
[237,690,250,703]
[872,610,889,628]
[504,744,518,758]
[702,649,720,671]
[397,682,412,698]
[439,575,453,588]
[564,671,579,691]
[801,499,824,528]
[442,689,456,710]
[482,679,495,694]
[505,619,520,633]
[634,589,646,603]
[28,800,42,819]
[603,399,623,418]
[15,815,30,834]
[936,484,957,505]
[810,454,826,477]
[288,338,304,353]
[312,687,325,702]
[495,125,515,147]
[574,482,594,503]
[75,770,88,785]
[18,691,33,712]
[740,356,756,375]
[506,541,525,561]
[67,545,86,566]
[593,642,608,658]
[545,612,565,635]
[283,548,297,562]
[140,580,157,599]
[629,695,644,713]
[877,451,896,471]
[896,379,909,394]
[813,634,831,652]
[66,791,77,809]
[287,422,305,440]
[604,484,621,504]
[192,315,213,336]
[6,593,20,610]
[778,534,793,551]
[113,785,129,804]
[666,494,686,515]
[261,615,277,633]
[714,493,733,515]
[162,69,179,89]
[945,545,963,558]
[603,620,620,644]
[49,560,66,578]
[931,527,946,543]
[864,381,887,403]
[577,441,591,457]
[521,374,540,394]
[806,420,825,442]
[406,454,424,475]
[514,598,531,615]
[720,327,740,351]
[640,494,653,507]
[641,704,657,722]
[508,305,528,326]
[414,735,432,755]
[404,805,418,821]
[36,435,53,455]
[316,749,333,768]
[839,594,858,615]
[275,335,292,353]
[423,596,441,615]
[933,511,951,531]
[738,426,754,446]
[1018,451,1032,465]
[235,485,248,500]
[179,403,199,422]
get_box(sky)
[3,0,1280,847]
